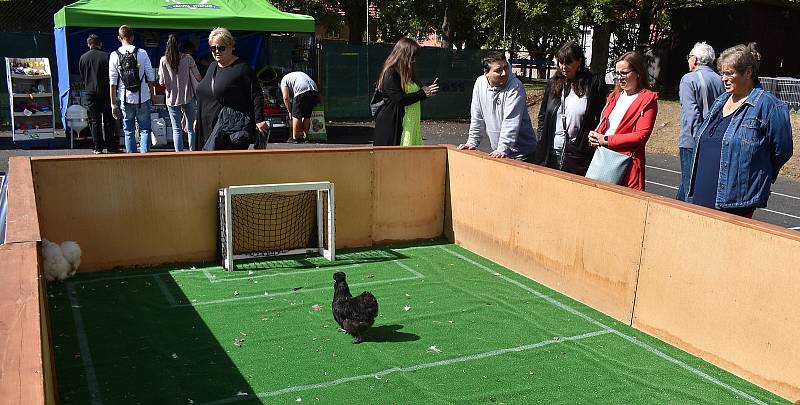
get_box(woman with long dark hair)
[373,38,439,146]
[159,34,202,151]
[588,51,659,190]
[534,41,607,175]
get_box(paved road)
[1,123,798,230]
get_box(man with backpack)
[109,25,156,153]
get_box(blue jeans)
[121,100,152,153]
[167,99,196,152]
[676,147,694,201]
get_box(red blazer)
[596,89,659,190]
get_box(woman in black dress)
[373,38,438,146]
[194,27,268,150]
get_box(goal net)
[218,182,335,271]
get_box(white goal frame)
[220,181,335,271]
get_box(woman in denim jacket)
[687,43,793,218]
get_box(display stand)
[5,57,56,148]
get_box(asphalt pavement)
[1,123,798,230]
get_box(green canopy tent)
[54,0,314,32]
[53,0,314,132]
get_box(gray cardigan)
[679,65,724,148]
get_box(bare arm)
[281,86,292,119]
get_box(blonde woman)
[373,38,438,146]
[194,27,268,150]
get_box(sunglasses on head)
[210,45,226,52]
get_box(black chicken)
[332,272,379,344]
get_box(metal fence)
[760,77,800,112]
[319,42,490,120]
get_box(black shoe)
[287,137,303,144]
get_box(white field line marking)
[438,246,768,405]
[771,191,800,201]
[153,274,177,306]
[645,180,679,190]
[646,181,800,222]
[206,263,361,283]
[394,260,425,278]
[760,208,800,220]
[66,283,104,405]
[789,226,800,230]
[69,268,209,284]
[197,330,612,405]
[646,165,800,201]
[646,165,681,175]
[175,262,424,307]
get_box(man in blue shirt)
[677,42,725,200]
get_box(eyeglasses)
[614,70,633,77]
[720,71,737,79]
[210,45,227,53]
[686,54,696,61]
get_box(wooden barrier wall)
[445,147,800,402]
[0,242,48,405]
[26,147,447,272]
[445,148,647,323]
[634,199,800,401]
[4,147,799,402]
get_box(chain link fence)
[0,0,76,33]
[760,77,800,112]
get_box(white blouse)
[605,92,639,136]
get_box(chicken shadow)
[365,324,420,343]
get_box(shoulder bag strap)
[211,63,219,102]
[558,81,569,169]
[696,70,709,119]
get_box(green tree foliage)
[272,0,367,43]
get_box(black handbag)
[369,88,384,117]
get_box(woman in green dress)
[374,38,439,146]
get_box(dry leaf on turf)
[311,304,322,312]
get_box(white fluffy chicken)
[42,239,81,282]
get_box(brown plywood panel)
[5,157,41,243]
[634,202,800,402]
[373,148,447,242]
[31,149,376,271]
[447,149,647,323]
[0,242,45,405]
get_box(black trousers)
[85,93,118,152]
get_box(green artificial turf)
[48,240,790,404]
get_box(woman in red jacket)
[588,51,659,190]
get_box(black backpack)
[116,47,143,92]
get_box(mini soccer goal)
[218,181,335,271]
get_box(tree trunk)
[636,0,654,53]
[590,22,611,81]
[344,1,365,44]
[441,4,453,49]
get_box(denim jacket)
[688,85,793,209]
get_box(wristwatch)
[603,135,609,144]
